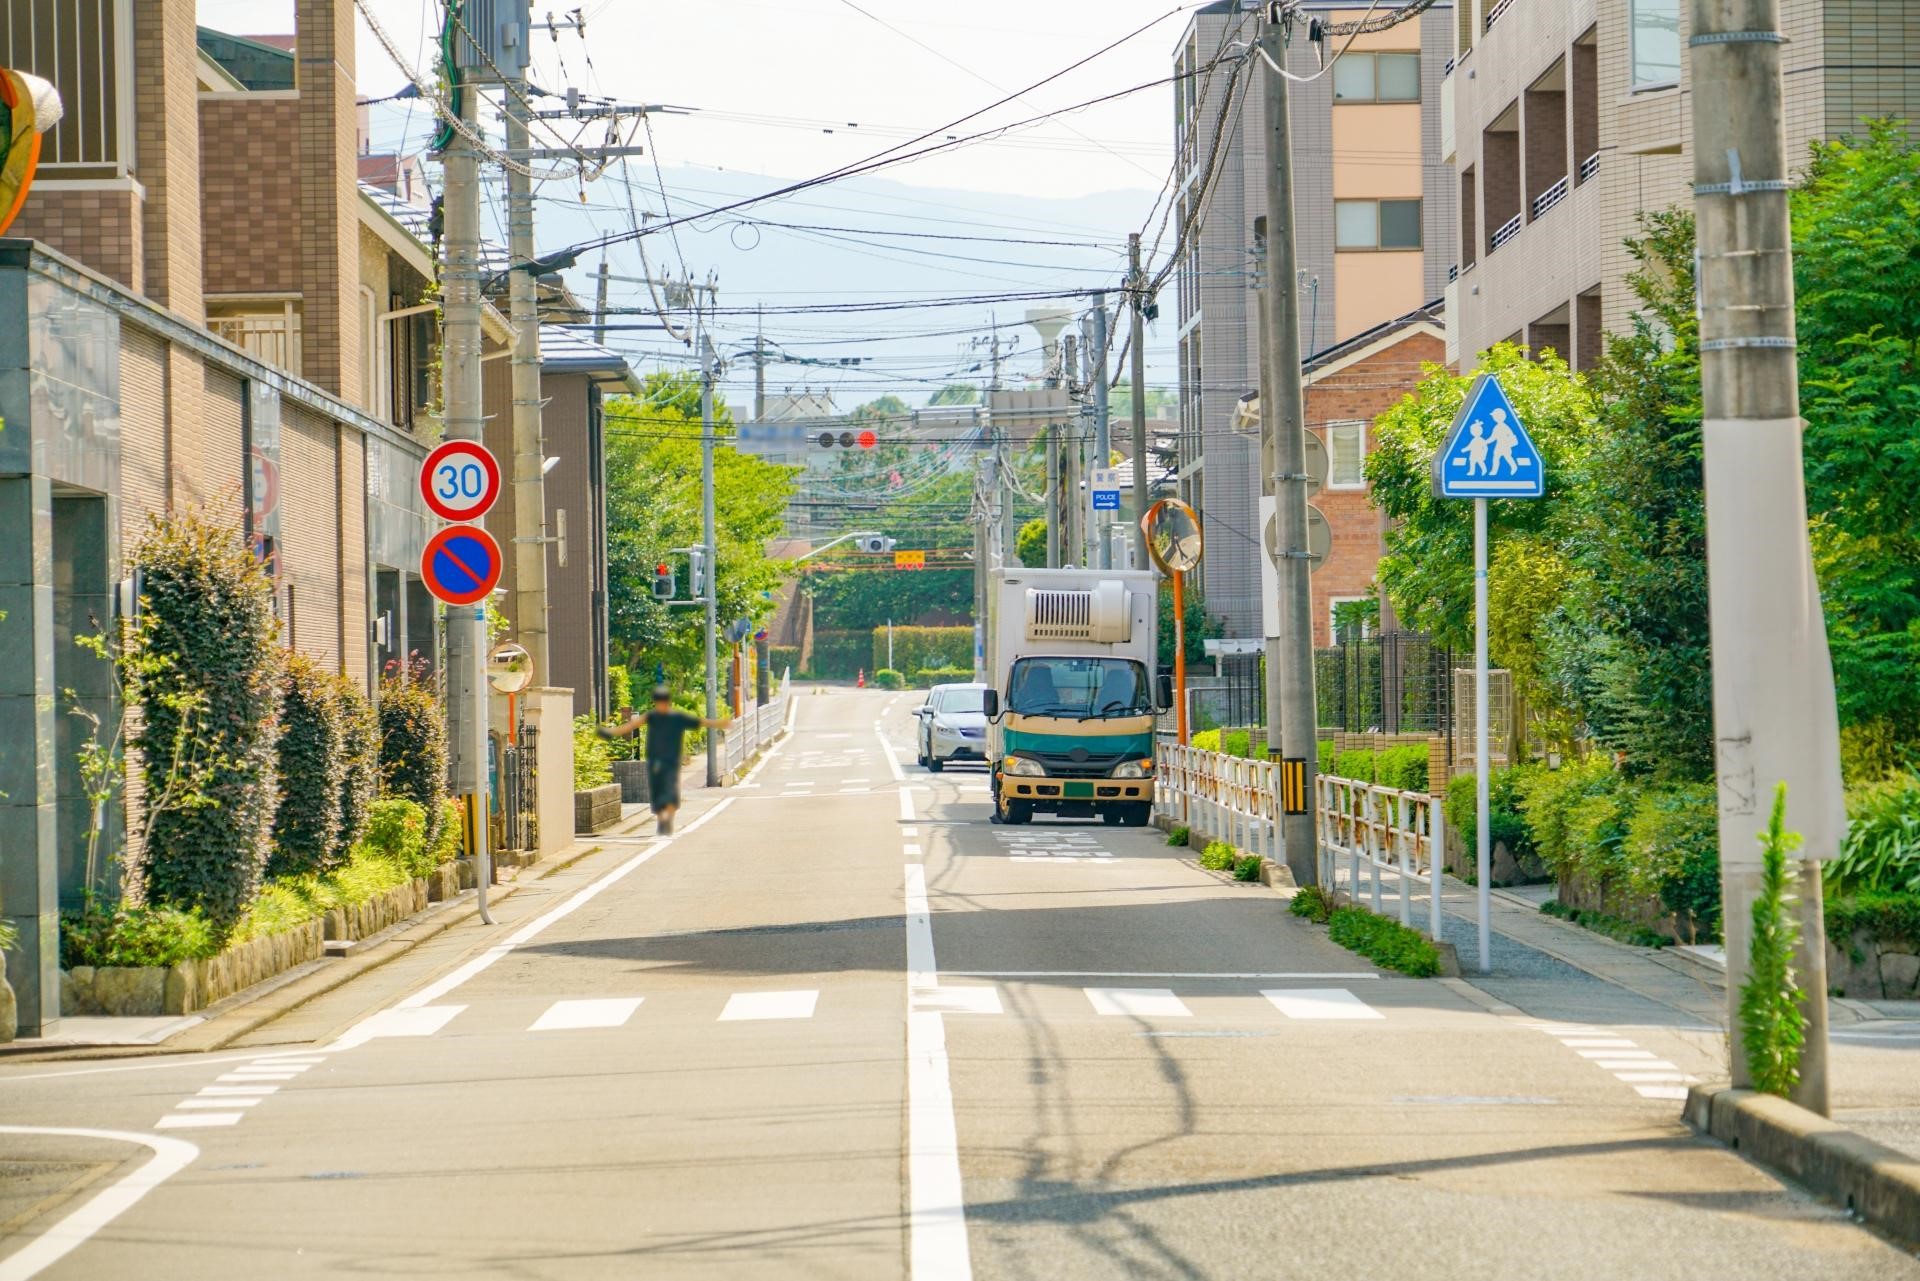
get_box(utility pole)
[753,306,767,421]
[1063,333,1082,565]
[1045,427,1061,567]
[439,89,492,923]
[593,255,610,346]
[1689,0,1840,1113]
[1088,294,1112,570]
[1126,235,1150,568]
[505,35,551,686]
[700,325,722,788]
[1259,11,1319,888]
[1254,217,1285,779]
[972,451,993,681]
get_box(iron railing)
[720,670,794,776]
[1490,212,1524,252]
[1154,742,1283,868]
[1484,0,1516,31]
[1315,631,1457,740]
[1531,176,1570,220]
[1579,150,1601,183]
[1316,774,1444,939]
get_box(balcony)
[1531,176,1569,220]
[209,305,303,376]
[1579,150,1601,183]
[1490,213,1524,253]
[1448,263,1459,283]
[1484,0,1516,33]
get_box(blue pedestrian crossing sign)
[1431,372,1545,499]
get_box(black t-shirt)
[645,709,701,766]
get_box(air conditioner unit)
[1025,580,1131,643]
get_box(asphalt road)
[1,689,1915,1279]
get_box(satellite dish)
[486,642,534,694]
[1142,498,1204,574]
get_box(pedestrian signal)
[652,562,675,600]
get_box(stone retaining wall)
[62,920,327,1017]
[1829,930,1920,1000]
[575,783,622,833]
[611,759,649,804]
[324,878,429,944]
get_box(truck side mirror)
[1156,674,1174,712]
[982,688,999,719]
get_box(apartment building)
[1443,0,1920,370]
[1172,1,1455,640]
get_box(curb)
[1684,1084,1920,1248]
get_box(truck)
[983,567,1169,826]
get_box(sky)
[194,0,1198,411]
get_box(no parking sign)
[421,524,503,606]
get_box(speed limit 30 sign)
[420,440,503,522]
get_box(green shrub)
[362,797,431,877]
[334,675,380,865]
[1829,771,1920,895]
[379,676,448,850]
[1317,740,1337,774]
[1741,784,1805,1097]
[914,666,974,686]
[0,919,16,953]
[1514,756,1617,876]
[1167,824,1191,847]
[127,511,283,935]
[1233,854,1263,881]
[1289,884,1333,923]
[1375,744,1430,792]
[61,896,218,969]
[1190,729,1221,752]
[269,654,347,879]
[574,713,614,790]
[873,668,906,690]
[872,625,972,676]
[232,844,418,944]
[1826,890,1920,953]
[1327,905,1441,976]
[1334,748,1377,783]
[1199,840,1235,871]
[769,645,801,679]
[810,629,868,680]
[1539,898,1668,947]
[1624,783,1720,938]
[607,665,634,716]
[430,798,465,865]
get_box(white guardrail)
[720,671,793,776]
[1318,774,1444,940]
[1155,741,1445,941]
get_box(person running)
[601,685,732,835]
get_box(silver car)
[915,683,989,771]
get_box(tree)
[1016,518,1048,568]
[604,372,798,691]
[929,384,981,406]
[1108,382,1175,423]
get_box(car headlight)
[931,717,952,732]
[1110,758,1154,779]
[1002,755,1045,776]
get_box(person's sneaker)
[656,815,674,836]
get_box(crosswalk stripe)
[157,1112,244,1128]
[1577,1048,1654,1059]
[1635,1084,1689,1100]
[1085,988,1192,1018]
[719,990,820,1022]
[1594,1058,1679,1072]
[1559,1038,1638,1048]
[529,997,645,1032]
[1261,988,1384,1021]
[175,1097,264,1110]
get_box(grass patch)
[1232,854,1263,882]
[60,898,219,969]
[1538,898,1668,947]
[1167,825,1191,848]
[1289,884,1333,923]
[231,847,423,945]
[1327,905,1442,977]
[1199,840,1235,872]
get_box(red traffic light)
[857,429,877,449]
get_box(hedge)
[379,676,449,851]
[809,629,869,679]
[873,668,905,690]
[1826,891,1920,954]
[334,676,380,866]
[916,666,974,686]
[269,653,348,879]
[574,714,614,789]
[769,645,802,679]
[872,625,972,677]
[128,511,283,934]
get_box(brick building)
[1443,0,1920,369]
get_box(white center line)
[718,990,819,1021]
[904,842,923,858]
[877,725,906,781]
[904,860,972,1280]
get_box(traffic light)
[689,546,707,597]
[856,535,896,554]
[652,562,675,600]
[816,429,879,449]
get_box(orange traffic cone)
[857,669,866,688]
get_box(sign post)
[1432,372,1544,974]
[1142,499,1204,745]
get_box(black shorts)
[647,759,681,808]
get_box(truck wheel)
[998,791,1032,825]
[1101,809,1126,826]
[1122,803,1152,827]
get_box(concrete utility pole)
[1259,11,1319,888]
[1254,219,1285,771]
[440,90,493,922]
[700,327,723,788]
[1126,234,1150,568]
[1088,293,1112,570]
[505,44,551,685]
[754,306,767,421]
[593,255,610,346]
[1045,429,1061,567]
[1689,0,1840,1113]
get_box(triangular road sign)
[1431,372,1545,499]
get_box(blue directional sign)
[1432,373,1545,499]
[1090,468,1122,511]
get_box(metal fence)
[1154,742,1282,868]
[720,671,794,776]
[1316,774,1444,941]
[495,722,538,853]
[1315,631,1457,739]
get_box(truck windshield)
[1006,657,1150,719]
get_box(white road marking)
[235,1063,311,1073]
[1614,1071,1694,1083]
[0,1128,198,1281]
[877,725,906,781]
[261,1057,326,1066]
[899,787,917,821]
[1085,988,1192,1018]
[174,1097,264,1110]
[838,787,871,794]
[196,1085,279,1097]
[904,862,972,1280]
[948,970,1380,980]
[845,777,871,782]
[1577,1048,1655,1060]
[344,799,735,1024]
[718,990,819,1021]
[215,1072,299,1083]
[904,842,923,858]
[1559,1038,1638,1048]
[1594,1059,1680,1072]
[912,986,1002,1015]
[1635,1085,1689,1100]
[1261,988,1384,1021]
[529,997,645,1032]
[902,826,918,837]
[330,1004,467,1049]
[155,1112,244,1129]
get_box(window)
[1329,597,1377,641]
[1326,421,1366,488]
[1333,52,1421,103]
[1006,657,1150,718]
[1630,0,1680,89]
[936,687,985,714]
[1334,199,1423,250]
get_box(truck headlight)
[1110,758,1154,779]
[1003,755,1045,777]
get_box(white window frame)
[1332,51,1422,104]
[1329,596,1374,640]
[1628,0,1681,92]
[1325,420,1367,490]
[1334,198,1423,251]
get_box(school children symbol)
[1431,372,1545,500]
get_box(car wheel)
[928,756,944,773]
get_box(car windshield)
[936,688,985,715]
[1006,657,1150,719]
